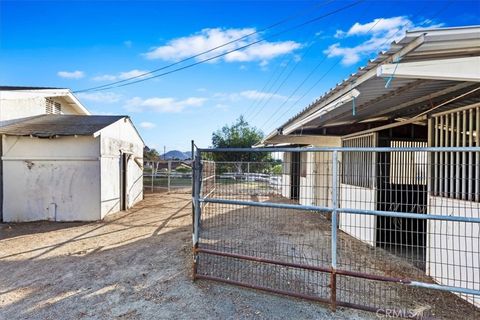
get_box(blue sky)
[1,0,479,151]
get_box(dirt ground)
[197,195,480,320]
[0,193,375,320]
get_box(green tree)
[211,116,271,173]
[144,146,160,161]
[272,164,283,175]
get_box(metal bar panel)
[444,114,449,196]
[439,115,444,196]
[463,110,467,200]
[477,107,480,202]
[468,108,473,201]
[198,147,480,153]
[456,112,461,199]
[200,197,480,223]
[450,113,455,198]
[434,117,438,195]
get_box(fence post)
[192,144,202,280]
[151,161,154,192]
[168,160,172,193]
[330,150,338,311]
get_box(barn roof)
[259,25,480,146]
[0,114,126,138]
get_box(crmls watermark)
[376,308,431,319]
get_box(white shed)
[0,114,144,222]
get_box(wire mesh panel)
[192,146,480,319]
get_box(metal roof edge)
[271,25,479,135]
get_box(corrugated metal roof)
[0,115,126,138]
[268,25,480,139]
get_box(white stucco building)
[0,86,144,222]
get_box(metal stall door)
[376,140,427,270]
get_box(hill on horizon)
[162,150,191,160]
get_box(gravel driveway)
[0,193,374,320]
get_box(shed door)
[120,153,128,211]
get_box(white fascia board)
[377,57,480,82]
[0,89,69,100]
[93,117,145,146]
[282,89,360,135]
[259,129,281,145]
[66,92,91,115]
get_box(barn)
[0,87,144,222]
[258,25,480,306]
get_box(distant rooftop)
[0,114,127,138]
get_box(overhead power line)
[244,16,323,121]
[262,0,452,133]
[74,0,334,93]
[242,20,319,120]
[74,0,365,93]
[244,0,375,124]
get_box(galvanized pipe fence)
[192,145,480,318]
[143,160,193,193]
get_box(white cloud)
[240,90,284,100]
[140,121,156,129]
[324,16,444,66]
[143,27,301,64]
[92,69,148,81]
[334,30,346,39]
[76,92,122,103]
[92,74,117,81]
[57,70,85,79]
[124,96,206,113]
[214,103,230,110]
[346,16,412,36]
[214,90,287,102]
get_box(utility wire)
[74,0,334,93]
[262,0,451,133]
[247,0,374,125]
[240,57,292,119]
[262,13,381,130]
[244,19,322,122]
[257,0,377,129]
[73,0,365,93]
[242,19,319,120]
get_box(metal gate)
[191,145,480,318]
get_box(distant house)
[0,86,144,222]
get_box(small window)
[341,133,376,188]
[46,98,62,114]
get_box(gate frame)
[191,144,480,317]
